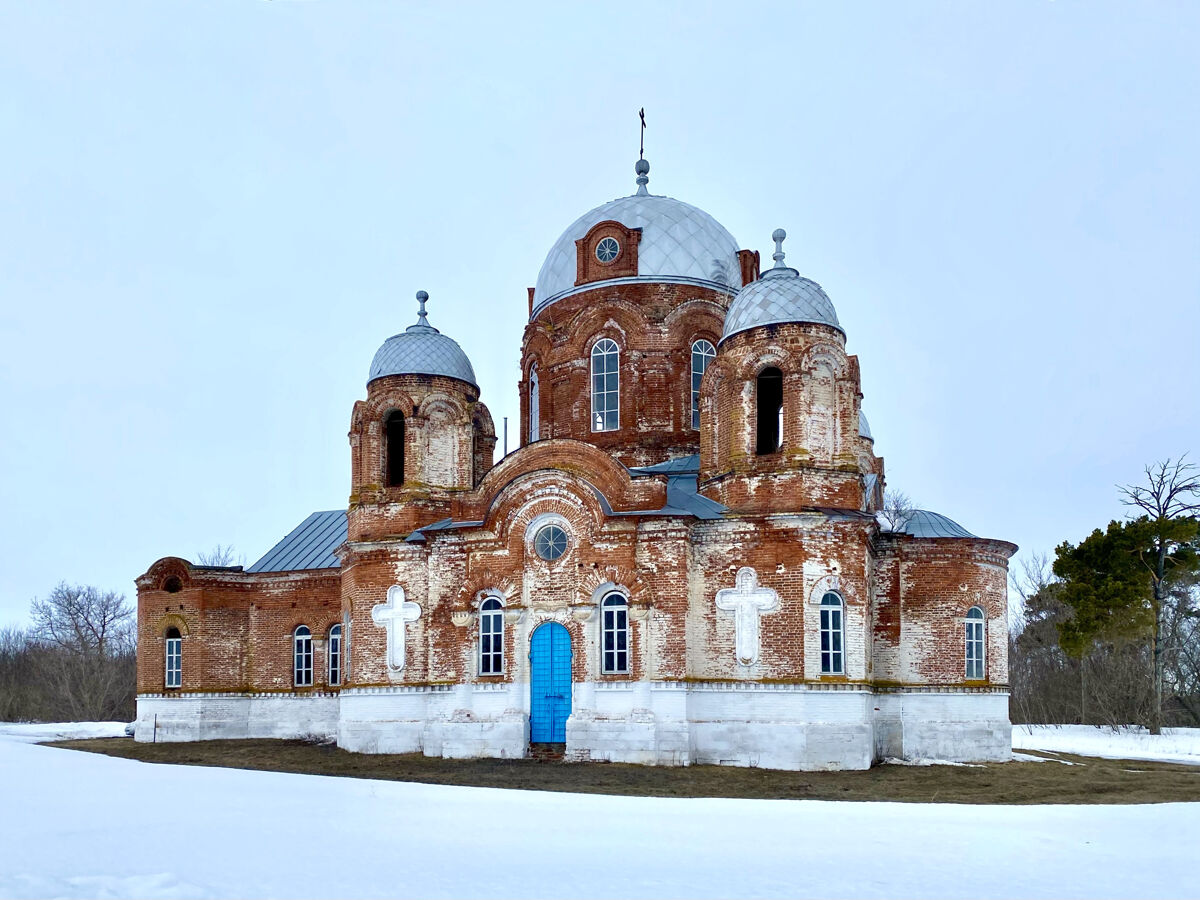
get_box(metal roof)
[859,410,873,441]
[368,328,477,389]
[721,266,842,343]
[368,294,477,388]
[532,172,743,316]
[246,510,347,573]
[896,509,977,539]
[629,454,701,476]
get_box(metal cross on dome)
[715,567,780,666]
[372,584,421,671]
[639,107,646,159]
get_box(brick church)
[134,156,1016,769]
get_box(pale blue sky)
[1,1,1197,626]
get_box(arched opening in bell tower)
[755,367,783,455]
[384,410,405,486]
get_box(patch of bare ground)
[44,739,1200,804]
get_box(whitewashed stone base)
[873,691,1012,762]
[135,693,338,743]
[138,685,1010,770]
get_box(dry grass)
[46,738,1200,804]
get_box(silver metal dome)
[859,410,873,441]
[368,292,478,389]
[721,230,842,343]
[532,161,742,316]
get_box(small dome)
[532,160,742,316]
[368,292,478,389]
[890,510,977,539]
[721,230,841,343]
[858,410,873,441]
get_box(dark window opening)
[385,411,405,486]
[163,576,183,594]
[755,367,784,455]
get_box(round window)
[595,237,620,263]
[533,524,569,561]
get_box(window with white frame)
[164,627,182,688]
[819,592,844,675]
[602,593,629,674]
[528,364,540,443]
[965,606,985,679]
[328,624,342,686]
[591,338,619,432]
[293,625,313,687]
[691,339,716,430]
[479,596,504,675]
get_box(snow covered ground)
[2,726,1199,898]
[1014,725,1200,766]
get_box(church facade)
[134,158,1016,770]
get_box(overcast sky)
[1,1,1197,627]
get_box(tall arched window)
[591,338,620,432]
[328,624,342,687]
[691,339,716,430]
[164,627,182,688]
[602,593,629,674]
[293,625,313,687]
[820,592,844,675]
[756,367,783,454]
[528,364,540,443]
[479,596,504,675]
[965,606,986,679]
[384,411,405,486]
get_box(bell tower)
[348,291,496,541]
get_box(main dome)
[368,292,478,389]
[531,161,742,316]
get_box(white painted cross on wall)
[715,567,780,666]
[372,585,421,671]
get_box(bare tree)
[878,489,916,533]
[27,583,136,722]
[197,544,241,567]
[1118,455,1200,733]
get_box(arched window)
[591,338,619,432]
[756,367,784,454]
[528,364,540,443]
[385,411,405,487]
[602,593,629,674]
[293,626,313,687]
[164,627,182,688]
[691,339,716,430]
[479,596,504,675]
[819,592,844,675]
[965,606,986,679]
[328,624,342,686]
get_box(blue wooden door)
[529,623,572,743]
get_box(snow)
[2,728,1199,899]
[0,721,128,744]
[1014,725,1200,766]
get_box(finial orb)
[416,290,429,302]
[772,228,786,242]
[635,158,650,176]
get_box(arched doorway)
[529,622,572,743]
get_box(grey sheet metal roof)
[629,454,701,476]
[859,410,873,440]
[368,293,478,388]
[532,163,742,316]
[722,267,842,342]
[246,510,347,573]
[897,509,977,539]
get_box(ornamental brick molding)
[715,567,780,666]
[371,585,421,671]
